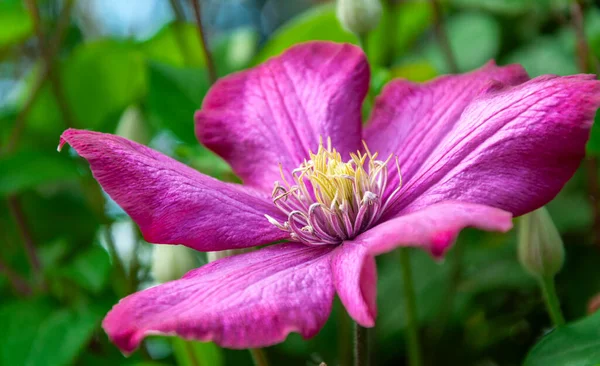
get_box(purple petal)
[354,202,512,258]
[331,243,377,327]
[364,61,529,198]
[331,202,511,326]
[195,41,369,191]
[59,129,287,251]
[392,74,600,217]
[102,243,335,352]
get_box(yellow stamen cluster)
[266,138,401,246]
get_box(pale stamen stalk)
[266,138,403,246]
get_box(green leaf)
[0,300,53,366]
[588,8,600,62]
[59,245,111,294]
[25,307,102,366]
[64,40,147,128]
[524,311,600,366]
[376,249,451,341]
[253,4,357,64]
[504,30,578,77]
[18,190,100,244]
[388,1,432,58]
[140,22,206,68]
[547,191,593,233]
[459,231,536,293]
[451,0,541,15]
[0,1,33,51]
[27,40,147,133]
[172,338,224,366]
[0,150,80,194]
[424,12,501,72]
[211,28,259,74]
[146,61,208,144]
[176,144,236,182]
[390,61,438,82]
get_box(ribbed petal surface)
[196,41,369,191]
[103,243,336,352]
[59,129,287,251]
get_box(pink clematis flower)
[59,41,600,353]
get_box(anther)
[265,137,402,246]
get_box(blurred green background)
[2,0,600,365]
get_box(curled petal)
[394,74,600,217]
[103,243,336,352]
[59,129,287,251]
[331,243,377,327]
[364,61,529,197]
[196,41,369,191]
[331,202,511,327]
[353,202,513,258]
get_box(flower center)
[265,138,402,246]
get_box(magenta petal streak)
[364,61,529,198]
[395,75,600,217]
[102,243,336,352]
[353,202,513,258]
[59,129,287,251]
[196,41,370,191]
[331,243,377,327]
[367,70,600,219]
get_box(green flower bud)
[115,106,150,145]
[336,0,382,36]
[226,28,258,70]
[517,207,565,279]
[152,245,197,283]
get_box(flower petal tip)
[429,230,457,259]
[102,313,138,355]
[57,128,76,152]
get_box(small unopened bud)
[226,28,258,70]
[336,0,382,36]
[115,106,150,145]
[517,207,565,279]
[152,245,197,283]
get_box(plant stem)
[169,0,185,21]
[168,0,194,67]
[0,259,32,296]
[4,66,47,154]
[338,304,352,366]
[429,242,463,344]
[354,322,369,366]
[249,348,269,366]
[6,0,74,154]
[399,248,422,366]
[25,0,76,128]
[358,33,368,53]
[429,0,459,73]
[571,0,600,250]
[7,196,43,286]
[571,0,598,74]
[189,0,217,85]
[539,276,565,327]
[184,341,201,366]
[102,226,129,296]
